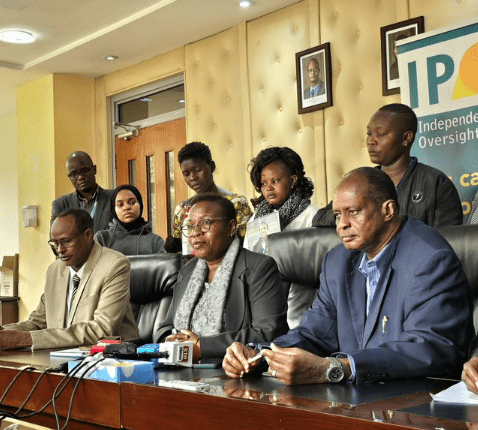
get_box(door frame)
[110,74,185,186]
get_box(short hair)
[178,142,214,169]
[53,209,94,234]
[249,146,314,207]
[189,193,236,222]
[345,167,399,211]
[379,103,417,143]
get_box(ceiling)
[0,0,301,118]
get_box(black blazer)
[51,186,114,233]
[153,248,289,358]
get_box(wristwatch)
[325,357,345,383]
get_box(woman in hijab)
[94,184,165,255]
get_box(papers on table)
[431,381,478,404]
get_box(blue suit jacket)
[274,216,473,384]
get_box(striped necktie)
[71,274,80,309]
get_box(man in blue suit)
[224,167,473,384]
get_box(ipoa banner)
[398,18,478,221]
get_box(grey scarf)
[174,237,241,336]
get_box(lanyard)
[80,193,99,219]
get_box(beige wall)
[17,75,95,320]
[0,112,19,257]
[14,0,478,317]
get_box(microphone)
[104,342,194,367]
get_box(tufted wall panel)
[320,0,401,197]
[185,25,252,199]
[246,1,327,206]
[93,0,478,208]
[410,0,478,31]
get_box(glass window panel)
[146,155,156,232]
[118,85,185,124]
[128,159,137,186]
[165,151,176,236]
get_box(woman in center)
[243,146,319,250]
[153,194,288,362]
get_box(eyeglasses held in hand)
[68,166,94,180]
[181,218,226,238]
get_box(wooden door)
[116,117,188,239]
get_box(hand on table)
[462,356,478,394]
[223,342,261,378]
[0,330,32,350]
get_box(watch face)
[327,367,344,383]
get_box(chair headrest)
[127,253,182,305]
[265,227,341,285]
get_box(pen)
[248,349,265,363]
[382,316,389,333]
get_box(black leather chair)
[266,225,478,331]
[127,253,182,343]
[265,227,341,328]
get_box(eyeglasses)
[181,218,226,238]
[68,166,94,180]
[48,234,80,251]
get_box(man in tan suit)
[0,209,139,350]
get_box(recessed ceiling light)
[140,97,152,102]
[0,30,35,44]
[105,55,118,61]
[178,99,185,104]
[239,0,252,8]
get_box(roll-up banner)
[398,18,478,221]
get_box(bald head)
[307,58,320,86]
[66,151,97,195]
[66,151,93,166]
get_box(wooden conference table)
[0,349,476,430]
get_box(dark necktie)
[71,274,80,309]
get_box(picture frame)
[296,42,333,114]
[381,16,425,96]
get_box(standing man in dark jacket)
[51,151,114,233]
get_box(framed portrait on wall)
[381,16,425,96]
[296,42,333,114]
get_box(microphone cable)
[14,363,67,416]
[0,366,36,404]
[17,357,93,420]
[52,356,105,430]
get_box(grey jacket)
[94,219,165,256]
[51,186,114,233]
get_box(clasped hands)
[166,329,201,362]
[223,342,351,385]
[0,326,32,350]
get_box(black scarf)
[111,185,147,232]
[254,189,311,230]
